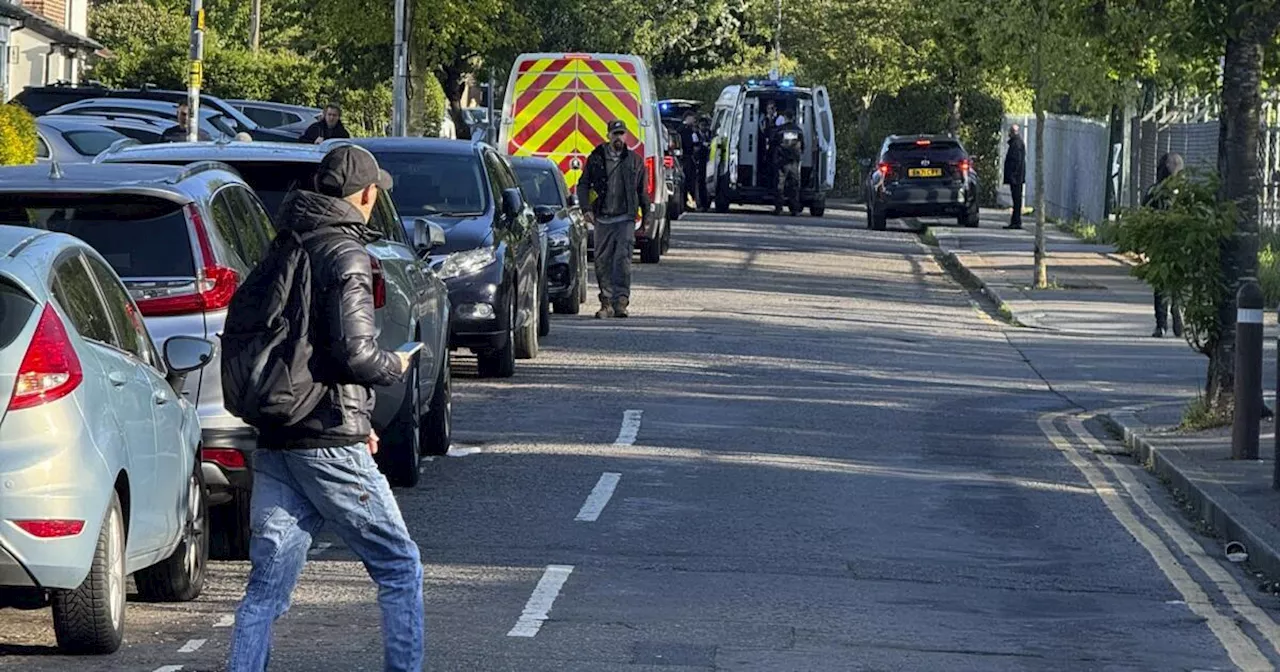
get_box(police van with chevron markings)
[500,53,672,264]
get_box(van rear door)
[505,57,583,187]
[813,85,836,192]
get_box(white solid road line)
[1067,416,1280,654]
[507,565,574,638]
[213,614,235,628]
[308,541,333,557]
[1038,413,1271,670]
[575,472,622,522]
[447,445,482,457]
[152,666,183,672]
[177,639,207,653]
[615,410,643,446]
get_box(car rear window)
[63,129,126,156]
[224,163,318,223]
[373,151,488,217]
[885,141,967,162]
[514,165,563,208]
[0,281,37,350]
[0,196,194,279]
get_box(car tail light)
[370,255,386,309]
[645,156,657,202]
[202,448,246,470]
[878,162,894,179]
[915,139,932,146]
[9,304,83,412]
[663,155,674,169]
[134,204,240,317]
[956,159,971,176]
[12,519,84,538]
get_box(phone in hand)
[397,342,425,357]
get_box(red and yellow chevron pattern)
[507,56,645,189]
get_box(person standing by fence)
[1003,125,1026,230]
[1145,152,1186,338]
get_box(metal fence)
[997,113,1111,224]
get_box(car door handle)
[153,390,169,406]
[108,371,128,387]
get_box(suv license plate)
[908,167,942,178]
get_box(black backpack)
[221,229,328,427]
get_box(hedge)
[0,104,37,166]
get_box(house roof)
[0,1,105,53]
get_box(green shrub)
[337,85,393,138]
[1114,173,1236,356]
[0,104,37,166]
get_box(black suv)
[350,138,546,379]
[864,134,981,230]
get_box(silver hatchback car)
[0,224,214,654]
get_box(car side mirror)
[413,218,447,252]
[164,335,216,392]
[501,188,523,222]
[534,205,557,224]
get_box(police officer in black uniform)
[771,108,804,216]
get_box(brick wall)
[22,0,67,27]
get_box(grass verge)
[1180,395,1231,432]
[1056,218,1120,245]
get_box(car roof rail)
[165,160,239,185]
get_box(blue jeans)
[227,444,424,671]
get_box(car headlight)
[435,247,497,280]
[548,233,571,252]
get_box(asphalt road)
[3,206,1280,671]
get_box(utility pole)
[250,0,260,53]
[187,0,204,143]
[770,0,781,79]
[391,0,407,136]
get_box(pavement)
[5,206,1280,670]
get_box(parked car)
[347,138,544,378]
[97,141,453,500]
[0,214,214,654]
[12,84,299,141]
[48,98,238,141]
[661,124,685,223]
[35,117,135,163]
[227,99,322,136]
[38,112,174,145]
[863,134,981,230]
[510,155,589,315]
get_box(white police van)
[704,78,836,216]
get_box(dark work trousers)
[1154,291,1183,334]
[683,158,703,209]
[692,155,709,210]
[594,218,633,305]
[1009,183,1024,228]
[775,162,801,212]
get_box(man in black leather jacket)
[228,146,423,672]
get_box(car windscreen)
[884,141,967,162]
[62,129,126,156]
[372,151,488,217]
[513,166,562,208]
[0,195,195,279]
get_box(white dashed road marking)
[614,410,643,446]
[152,666,183,672]
[507,565,574,637]
[177,639,206,653]
[575,472,621,522]
[214,614,235,628]
[447,445,482,457]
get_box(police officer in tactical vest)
[771,109,804,216]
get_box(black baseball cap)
[315,145,394,198]
[607,120,628,136]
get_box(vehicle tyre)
[477,294,517,378]
[714,175,731,213]
[420,354,451,456]
[380,356,422,488]
[537,273,551,337]
[660,217,672,254]
[514,283,539,360]
[811,201,826,217]
[553,290,580,315]
[52,492,126,654]
[960,209,980,228]
[209,486,251,560]
[135,459,208,602]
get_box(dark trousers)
[594,218,632,304]
[1154,291,1183,334]
[683,158,704,209]
[1009,183,1024,227]
[692,156,709,210]
[775,163,801,211]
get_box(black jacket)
[1003,134,1026,185]
[258,190,402,449]
[581,143,650,219]
[162,125,211,142]
[1142,152,1185,209]
[300,120,351,143]
[771,121,804,165]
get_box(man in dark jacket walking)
[1146,152,1185,338]
[580,119,650,319]
[300,104,351,143]
[679,112,707,211]
[227,146,421,672]
[1003,124,1027,229]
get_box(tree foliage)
[0,105,37,166]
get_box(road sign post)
[1232,279,1264,460]
[187,0,204,143]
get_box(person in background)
[235,132,253,142]
[580,119,650,319]
[1003,124,1027,229]
[300,104,351,144]
[162,102,211,142]
[771,107,804,216]
[1145,152,1185,339]
[679,111,706,211]
[694,115,713,212]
